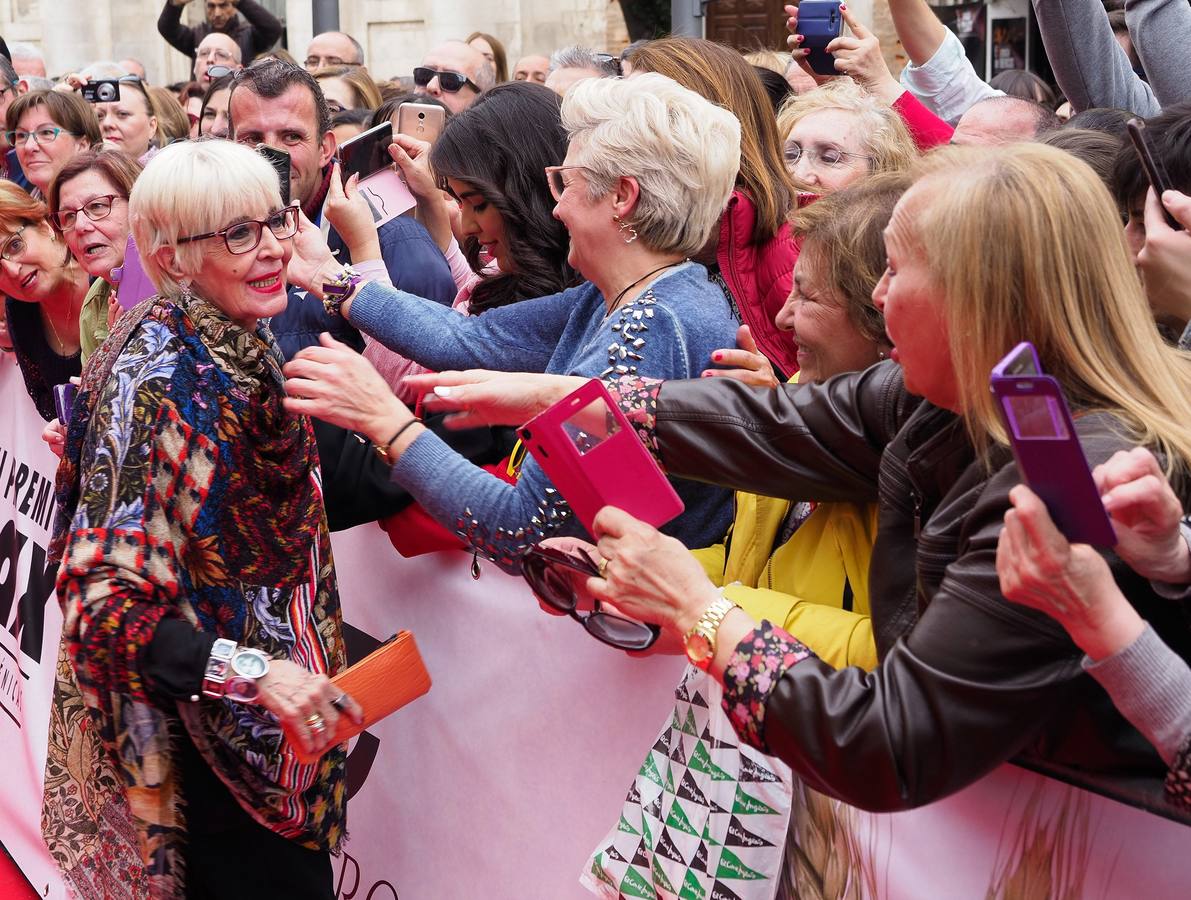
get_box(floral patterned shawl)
[43,293,347,899]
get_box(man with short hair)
[119,58,148,81]
[950,96,1060,145]
[304,31,364,71]
[194,32,242,84]
[414,40,494,115]
[227,60,455,357]
[7,42,46,80]
[157,0,282,64]
[543,46,619,96]
[512,54,550,84]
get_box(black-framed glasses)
[1,224,30,261]
[53,194,121,232]
[4,126,78,146]
[177,206,298,255]
[544,165,588,201]
[522,545,660,651]
[412,66,480,94]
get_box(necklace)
[43,288,80,356]
[607,260,684,316]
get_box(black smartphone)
[81,80,120,103]
[338,121,394,184]
[1126,118,1182,230]
[256,144,291,206]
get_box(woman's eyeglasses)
[544,165,588,201]
[53,195,122,232]
[0,224,29,261]
[784,143,872,169]
[4,126,78,146]
[521,545,660,652]
[412,66,480,94]
[177,206,299,255]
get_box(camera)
[81,80,121,103]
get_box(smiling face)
[13,105,89,194]
[872,191,958,410]
[778,247,883,383]
[57,169,130,281]
[446,176,511,273]
[95,89,157,158]
[0,219,70,302]
[784,108,872,195]
[230,84,334,209]
[183,207,292,332]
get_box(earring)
[612,213,638,245]
[878,348,889,360]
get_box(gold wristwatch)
[683,593,739,670]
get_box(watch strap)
[684,593,738,670]
[201,638,237,698]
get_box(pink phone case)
[517,379,684,533]
[110,234,157,311]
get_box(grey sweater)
[1126,0,1191,108]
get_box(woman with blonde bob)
[412,143,1191,810]
[778,78,918,194]
[43,139,361,899]
[280,72,744,571]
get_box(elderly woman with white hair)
[282,72,742,577]
[42,139,361,900]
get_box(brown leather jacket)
[653,361,1191,811]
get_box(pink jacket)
[716,190,801,378]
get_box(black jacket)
[157,0,282,62]
[652,361,1191,811]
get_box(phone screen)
[339,122,394,184]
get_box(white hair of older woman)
[130,139,283,295]
[561,71,741,258]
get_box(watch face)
[685,633,713,666]
[231,649,269,679]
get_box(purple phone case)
[517,379,684,534]
[109,234,157,311]
[990,342,1116,547]
[797,0,844,75]
[53,383,76,423]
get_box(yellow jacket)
[692,490,879,671]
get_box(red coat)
[716,190,801,378]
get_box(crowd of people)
[3,0,1191,896]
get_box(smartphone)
[396,102,446,145]
[109,234,158,311]
[797,0,844,76]
[990,342,1116,547]
[517,379,684,534]
[339,121,394,183]
[256,144,291,206]
[53,383,76,423]
[1126,118,1182,230]
[81,80,120,103]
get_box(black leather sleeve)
[235,0,284,55]
[654,360,918,504]
[156,2,196,57]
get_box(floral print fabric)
[44,293,347,899]
[722,621,816,752]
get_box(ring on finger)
[305,712,327,733]
[598,557,610,578]
[330,693,348,712]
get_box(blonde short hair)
[129,140,282,295]
[905,143,1191,478]
[561,72,741,257]
[777,79,917,177]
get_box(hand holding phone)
[517,379,684,534]
[795,0,845,76]
[990,342,1116,547]
[53,383,77,423]
[337,122,415,227]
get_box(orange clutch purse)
[286,630,432,763]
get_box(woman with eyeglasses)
[778,79,918,195]
[4,89,101,197]
[282,73,742,573]
[42,139,362,900]
[46,148,143,362]
[94,77,159,160]
[0,181,90,420]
